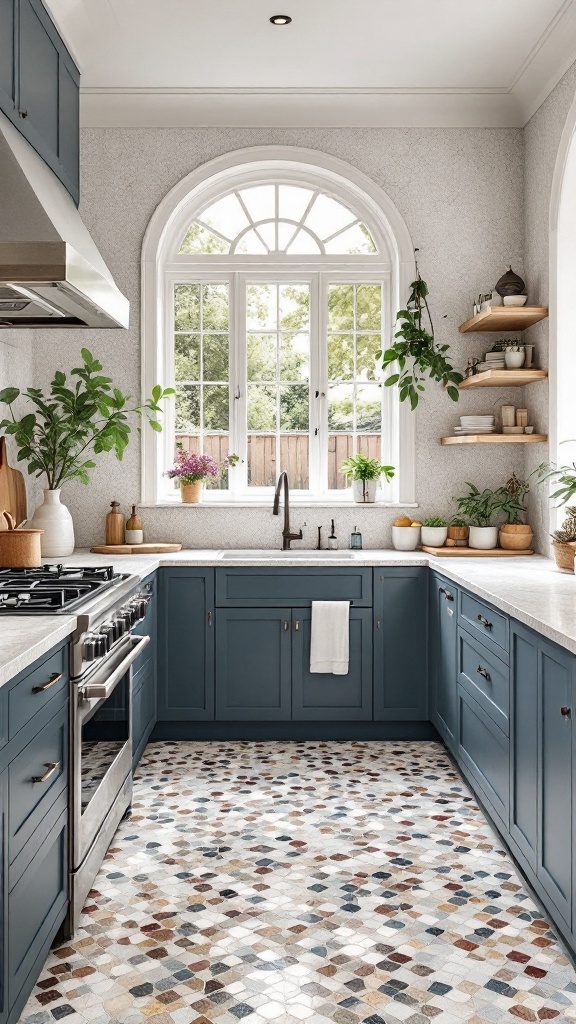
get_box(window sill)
[140,500,419,509]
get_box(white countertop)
[0,548,575,684]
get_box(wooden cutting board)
[90,543,183,554]
[422,545,534,557]
[0,437,27,530]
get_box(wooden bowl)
[499,524,533,551]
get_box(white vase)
[504,349,525,369]
[30,489,75,556]
[468,525,499,550]
[352,479,378,503]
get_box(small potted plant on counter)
[421,516,448,547]
[339,453,394,503]
[165,446,240,503]
[498,471,534,551]
[454,483,502,549]
[540,455,576,571]
[446,516,469,547]
[391,515,422,550]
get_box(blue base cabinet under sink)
[216,608,292,720]
[292,607,372,720]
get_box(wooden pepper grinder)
[105,501,125,546]
[125,504,144,545]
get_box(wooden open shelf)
[459,306,548,333]
[458,369,548,389]
[441,433,547,445]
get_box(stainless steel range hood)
[0,114,129,329]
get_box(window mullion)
[233,273,248,495]
[313,274,327,498]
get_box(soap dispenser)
[125,505,144,545]
[350,525,363,550]
[327,519,338,550]
[105,501,125,546]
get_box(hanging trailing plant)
[378,250,463,409]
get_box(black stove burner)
[0,565,121,614]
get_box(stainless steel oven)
[67,582,151,934]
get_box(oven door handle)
[80,634,150,700]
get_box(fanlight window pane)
[246,282,310,489]
[174,282,230,489]
[178,184,378,255]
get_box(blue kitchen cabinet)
[157,569,215,721]
[292,608,372,720]
[0,0,80,202]
[429,573,459,751]
[457,684,509,829]
[509,622,539,870]
[215,609,292,720]
[538,636,574,925]
[373,568,427,720]
[0,0,16,116]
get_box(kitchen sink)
[219,549,359,559]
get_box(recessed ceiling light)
[270,14,292,25]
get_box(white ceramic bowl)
[503,294,528,306]
[392,525,421,551]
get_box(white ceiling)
[45,0,576,127]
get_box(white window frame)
[142,147,416,506]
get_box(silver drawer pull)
[33,672,63,694]
[32,761,59,784]
[439,588,454,601]
[477,614,493,629]
[477,665,491,681]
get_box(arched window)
[141,148,415,504]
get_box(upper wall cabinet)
[0,0,80,203]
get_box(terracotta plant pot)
[447,525,469,546]
[181,481,203,504]
[499,523,533,551]
[552,540,576,573]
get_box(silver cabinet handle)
[33,672,63,694]
[32,761,59,783]
[294,620,300,631]
[207,611,213,627]
[477,665,491,681]
[81,634,150,700]
[477,614,493,629]
[376,617,381,629]
[283,621,290,631]
[439,588,454,601]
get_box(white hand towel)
[310,601,350,675]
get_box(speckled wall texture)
[523,60,576,553]
[11,127,535,549]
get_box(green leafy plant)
[453,483,503,528]
[449,516,467,527]
[0,348,174,488]
[339,453,395,483]
[422,516,448,527]
[541,457,576,508]
[497,469,545,524]
[379,250,463,409]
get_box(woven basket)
[552,541,576,573]
[499,524,533,551]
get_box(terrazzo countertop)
[1,548,576,684]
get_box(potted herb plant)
[454,483,502,549]
[421,516,448,547]
[540,456,576,571]
[165,446,240,503]
[379,249,463,409]
[0,349,173,556]
[339,454,394,503]
[447,516,469,546]
[498,471,534,551]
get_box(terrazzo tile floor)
[20,741,576,1024]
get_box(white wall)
[21,126,527,548]
[524,60,576,552]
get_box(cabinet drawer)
[9,703,68,864]
[457,686,509,828]
[216,567,372,607]
[9,807,68,1010]
[458,629,509,735]
[8,644,68,740]
[459,591,508,658]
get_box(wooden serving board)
[0,437,27,530]
[422,545,534,557]
[90,543,183,554]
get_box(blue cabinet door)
[510,622,538,870]
[158,569,215,721]
[292,609,372,720]
[538,637,573,924]
[14,0,80,202]
[457,684,509,828]
[215,609,291,720]
[373,568,427,720]
[429,574,458,751]
[0,0,16,115]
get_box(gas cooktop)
[0,564,124,614]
